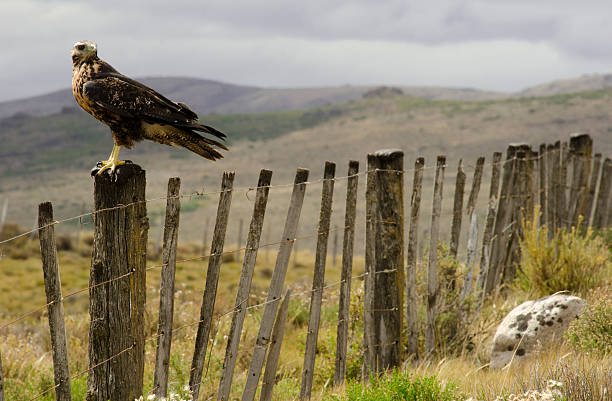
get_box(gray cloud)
[1,0,612,101]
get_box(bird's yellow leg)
[96,144,126,175]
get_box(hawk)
[71,40,227,175]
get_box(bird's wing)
[83,73,225,139]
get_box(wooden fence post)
[449,160,466,262]
[485,146,518,295]
[466,157,485,219]
[217,170,272,401]
[584,153,602,227]
[88,164,147,401]
[461,213,479,300]
[426,155,445,355]
[405,157,424,359]
[557,141,569,229]
[242,169,309,401]
[370,150,405,370]
[39,202,71,401]
[300,161,336,400]
[546,143,556,235]
[477,152,501,295]
[502,147,532,282]
[568,134,593,227]
[260,289,292,401]
[593,158,612,230]
[538,144,547,227]
[363,155,377,378]
[153,178,181,399]
[334,160,359,386]
[189,171,235,400]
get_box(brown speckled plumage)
[71,40,227,161]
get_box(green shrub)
[327,370,464,401]
[515,213,611,297]
[566,284,612,355]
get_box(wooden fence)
[0,133,611,400]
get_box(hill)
[1,88,611,252]
[518,73,612,97]
[0,77,500,120]
[0,77,505,120]
[6,71,612,121]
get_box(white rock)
[490,294,583,369]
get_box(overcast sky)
[2,0,612,102]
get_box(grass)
[327,371,464,401]
[1,224,611,400]
[203,105,349,143]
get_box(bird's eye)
[76,44,85,51]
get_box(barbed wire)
[1,146,586,247]
[27,343,135,401]
[16,231,475,400]
[0,143,602,398]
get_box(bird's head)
[71,40,98,65]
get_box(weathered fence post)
[466,157,485,219]
[485,146,519,295]
[502,147,532,282]
[593,158,612,230]
[477,152,501,295]
[190,171,235,400]
[242,169,309,401]
[38,202,71,401]
[363,155,377,378]
[368,150,405,370]
[568,134,593,227]
[426,155,445,355]
[88,164,148,401]
[585,153,602,227]
[546,143,556,235]
[334,160,359,386]
[153,178,181,399]
[450,160,466,260]
[538,144,547,227]
[558,141,569,229]
[260,289,292,401]
[405,157,424,359]
[301,161,336,400]
[461,213,479,300]
[218,170,272,401]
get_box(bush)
[327,370,464,401]
[566,284,612,355]
[515,213,611,297]
[424,243,478,356]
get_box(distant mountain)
[5,71,612,122]
[0,77,503,120]
[518,73,612,97]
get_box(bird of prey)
[71,40,227,175]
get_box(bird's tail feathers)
[142,123,226,161]
[192,122,227,140]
